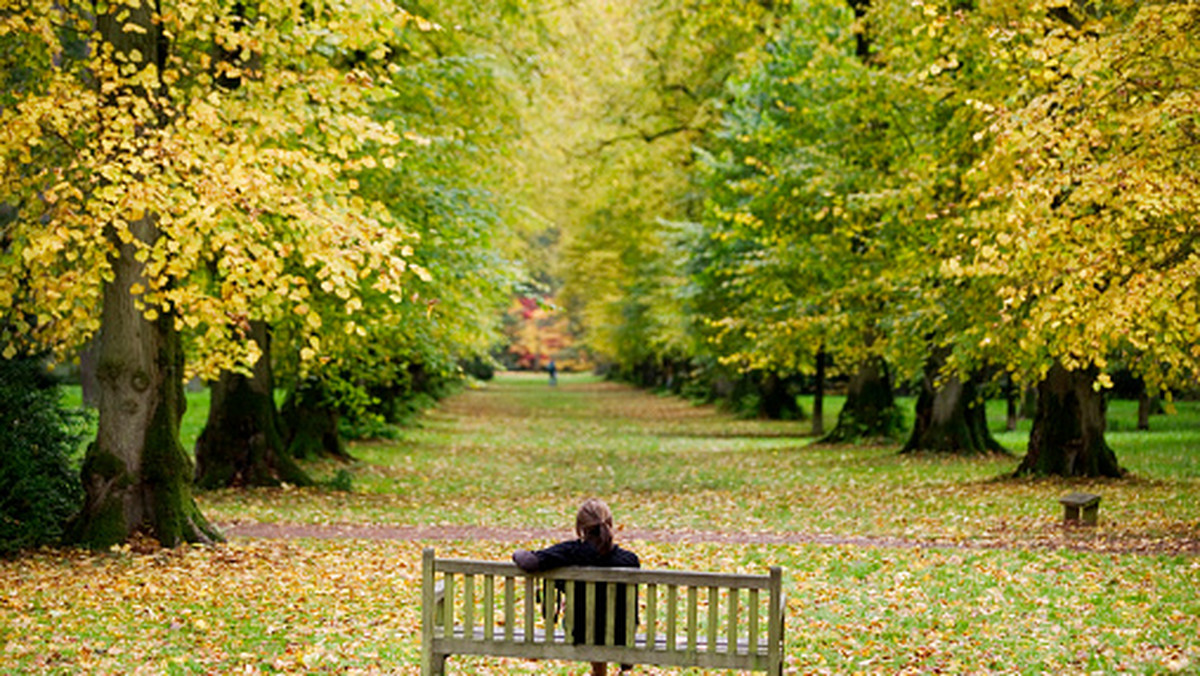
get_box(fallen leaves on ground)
[9,375,1198,673]
[2,539,1197,674]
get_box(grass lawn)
[8,372,1196,674]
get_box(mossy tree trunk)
[902,352,1006,455]
[194,322,311,488]
[820,356,903,443]
[73,220,221,547]
[1015,362,1123,478]
[281,379,349,460]
[71,1,220,549]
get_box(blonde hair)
[575,498,615,556]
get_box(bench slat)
[436,625,775,653]
[541,580,559,643]
[483,576,494,641]
[434,627,775,670]
[585,581,596,645]
[443,573,455,632]
[728,587,739,654]
[504,576,515,642]
[645,583,658,650]
[748,588,760,656]
[708,587,719,653]
[666,585,678,654]
[436,559,770,589]
[605,581,617,646]
[625,582,637,647]
[463,575,474,634]
[563,580,574,645]
[523,576,535,643]
[687,586,698,653]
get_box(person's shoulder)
[541,539,581,552]
[535,539,590,567]
[612,545,640,568]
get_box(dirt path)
[221,521,922,547]
[219,521,1200,556]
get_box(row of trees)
[537,1,1199,476]
[3,0,1194,549]
[1,1,547,547]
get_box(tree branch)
[590,124,698,153]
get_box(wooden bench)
[1059,492,1101,526]
[421,548,785,675]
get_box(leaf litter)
[3,375,1198,673]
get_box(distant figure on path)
[513,498,639,676]
[547,358,558,386]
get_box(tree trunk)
[1137,389,1152,431]
[1021,385,1038,419]
[282,379,349,460]
[811,347,826,437]
[1135,379,1161,431]
[71,0,220,549]
[759,371,804,420]
[820,356,902,443]
[1015,363,1123,478]
[194,322,311,488]
[1004,373,1019,432]
[902,353,1006,455]
[73,217,221,547]
[80,335,100,408]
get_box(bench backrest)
[421,548,784,672]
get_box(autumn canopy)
[3,0,1199,548]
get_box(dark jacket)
[514,540,640,645]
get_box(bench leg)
[423,653,446,676]
[1083,504,1099,526]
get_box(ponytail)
[575,498,615,556]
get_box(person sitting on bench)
[513,498,640,676]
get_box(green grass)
[15,372,1195,674]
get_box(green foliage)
[0,356,87,555]
[536,0,1200,467]
[950,2,1200,389]
[508,0,785,380]
[1,1,440,376]
[263,1,527,439]
[322,468,355,493]
[337,414,403,442]
[2,0,521,545]
[460,356,497,381]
